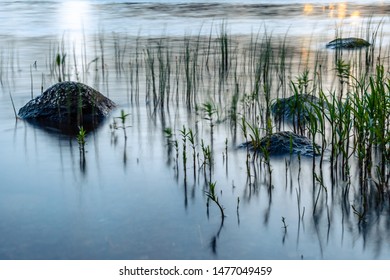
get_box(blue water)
[0,1,390,260]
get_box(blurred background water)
[1,0,389,38]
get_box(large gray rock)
[240,131,319,156]
[18,81,116,133]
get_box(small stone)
[240,131,319,157]
[326,37,370,49]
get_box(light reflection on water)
[1,1,389,38]
[0,1,390,259]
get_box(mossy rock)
[18,81,116,134]
[326,37,370,49]
[271,94,325,124]
[240,131,319,157]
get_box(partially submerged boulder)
[240,131,319,157]
[326,37,370,49]
[18,81,116,134]
[271,94,325,124]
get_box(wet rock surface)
[326,37,370,49]
[240,131,319,156]
[271,94,324,124]
[18,81,116,134]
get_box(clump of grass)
[240,117,273,184]
[218,22,230,77]
[77,126,87,170]
[180,126,189,173]
[115,109,131,140]
[200,139,213,181]
[245,119,262,152]
[55,51,67,83]
[205,181,225,221]
[182,35,201,110]
[77,126,87,147]
[164,127,173,142]
[187,128,197,179]
[202,101,218,147]
[202,101,217,127]
[334,59,350,98]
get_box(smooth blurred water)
[1,0,389,38]
[1,1,390,260]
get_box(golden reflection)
[303,4,314,15]
[300,47,310,65]
[325,3,361,20]
[328,4,336,18]
[351,11,361,19]
[337,3,347,19]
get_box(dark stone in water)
[240,131,319,157]
[271,94,324,124]
[18,81,116,134]
[326,37,370,49]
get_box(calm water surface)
[1,1,390,259]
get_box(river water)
[0,1,390,259]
